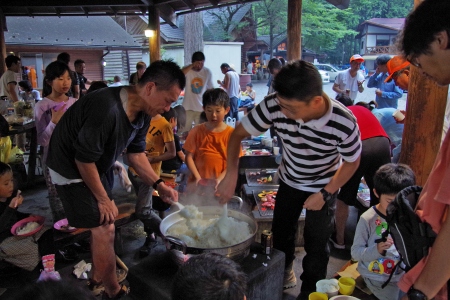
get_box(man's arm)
[216,124,251,203]
[127,152,178,202]
[381,85,403,99]
[367,70,380,88]
[73,84,80,99]
[303,156,361,211]
[218,73,230,90]
[332,75,344,94]
[410,209,450,299]
[181,64,194,75]
[7,83,19,102]
[75,160,118,225]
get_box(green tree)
[253,0,288,58]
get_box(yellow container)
[338,277,356,295]
[309,292,328,300]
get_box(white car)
[318,69,330,83]
[314,64,341,81]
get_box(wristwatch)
[320,188,334,202]
[407,287,428,300]
[152,178,165,190]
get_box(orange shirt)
[183,123,238,180]
[398,131,450,299]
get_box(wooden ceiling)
[0,0,262,28]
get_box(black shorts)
[55,176,112,228]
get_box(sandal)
[101,284,130,300]
[88,269,128,296]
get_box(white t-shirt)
[183,67,214,112]
[335,69,365,101]
[224,70,240,98]
[0,70,20,99]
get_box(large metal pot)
[160,197,258,264]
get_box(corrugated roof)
[4,16,140,49]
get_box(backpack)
[384,185,437,272]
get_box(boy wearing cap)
[396,0,450,299]
[367,55,403,109]
[333,54,365,102]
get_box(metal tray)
[252,188,278,217]
[245,168,278,187]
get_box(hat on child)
[350,54,365,63]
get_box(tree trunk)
[287,0,302,61]
[184,12,204,66]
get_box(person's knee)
[91,224,115,243]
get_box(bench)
[53,203,138,256]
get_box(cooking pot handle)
[165,236,187,254]
[229,196,243,209]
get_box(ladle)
[216,203,230,240]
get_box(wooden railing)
[365,45,397,55]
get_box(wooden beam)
[148,6,160,63]
[398,0,449,185]
[157,4,176,27]
[0,11,6,75]
[287,0,301,61]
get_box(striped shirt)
[241,93,361,193]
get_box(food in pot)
[16,221,40,235]
[166,205,252,248]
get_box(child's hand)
[376,238,394,254]
[9,190,23,208]
[51,103,68,124]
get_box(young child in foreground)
[351,163,416,300]
[0,162,53,276]
[183,88,240,192]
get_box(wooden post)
[398,0,449,185]
[148,6,160,64]
[287,0,302,61]
[0,12,7,75]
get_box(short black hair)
[373,163,416,196]
[19,80,33,92]
[57,52,71,65]
[268,58,282,74]
[246,83,252,87]
[335,93,353,107]
[191,51,206,63]
[273,60,323,102]
[86,81,108,94]
[173,105,186,130]
[5,55,20,68]
[136,61,147,70]
[138,60,186,91]
[172,253,247,300]
[74,59,85,67]
[376,55,391,66]
[220,63,231,69]
[17,280,96,300]
[399,0,450,60]
[162,107,178,123]
[202,88,230,109]
[0,162,12,177]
